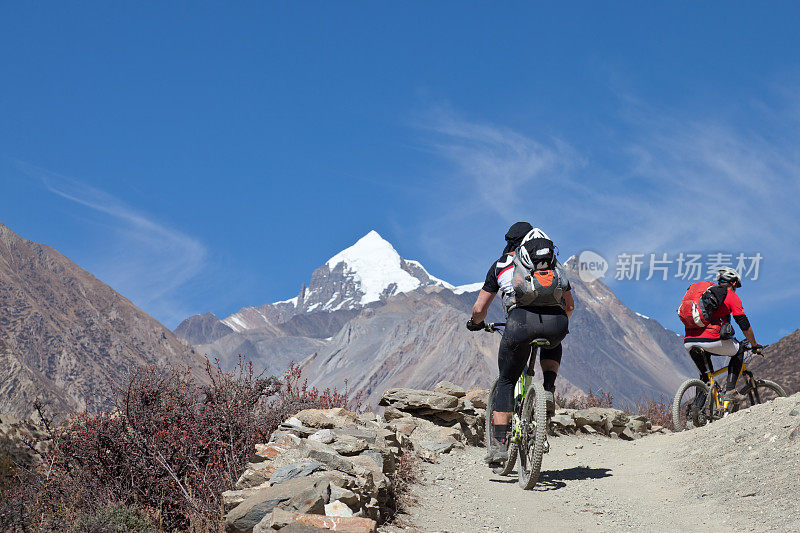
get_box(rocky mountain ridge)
[0,222,207,418]
[177,231,697,407]
[750,327,800,396]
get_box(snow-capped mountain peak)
[221,230,482,331]
[324,230,423,305]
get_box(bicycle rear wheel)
[517,380,547,490]
[485,378,517,476]
[742,379,786,407]
[672,379,712,431]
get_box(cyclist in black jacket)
[467,222,574,465]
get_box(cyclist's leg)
[492,309,531,445]
[724,340,744,392]
[540,345,561,394]
[687,338,743,401]
[685,345,712,408]
[687,345,713,384]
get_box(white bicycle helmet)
[716,267,742,287]
[517,234,555,271]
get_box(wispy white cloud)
[409,109,583,274]
[15,162,207,326]
[611,108,800,260]
[415,94,800,312]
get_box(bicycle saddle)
[530,338,551,347]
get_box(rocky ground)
[389,393,800,533]
[220,383,799,532]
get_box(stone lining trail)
[221,382,799,532]
[388,394,800,533]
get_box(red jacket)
[684,288,744,341]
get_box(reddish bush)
[0,358,350,532]
[626,394,674,431]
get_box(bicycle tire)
[743,379,787,407]
[672,379,712,431]
[517,380,547,490]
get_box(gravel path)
[387,393,800,533]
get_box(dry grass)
[387,450,421,523]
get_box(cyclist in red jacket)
[684,267,764,403]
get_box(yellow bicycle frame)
[705,362,747,411]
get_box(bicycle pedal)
[543,439,550,454]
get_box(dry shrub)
[626,394,673,431]
[0,358,349,532]
[387,450,420,522]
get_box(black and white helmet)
[517,229,556,271]
[716,267,741,287]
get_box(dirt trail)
[391,394,800,533]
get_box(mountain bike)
[672,340,786,431]
[483,322,550,490]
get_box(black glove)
[751,343,764,354]
[466,318,485,332]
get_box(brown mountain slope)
[749,328,800,395]
[0,222,207,418]
[299,264,694,407]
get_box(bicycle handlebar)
[484,322,506,333]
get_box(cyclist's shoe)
[484,430,509,465]
[485,448,508,466]
[692,390,707,408]
[723,389,747,404]
[544,391,555,417]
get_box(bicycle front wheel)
[486,378,517,476]
[672,379,712,431]
[743,379,787,407]
[517,380,547,490]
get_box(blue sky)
[2,3,799,342]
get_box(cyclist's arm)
[734,314,758,347]
[471,290,496,324]
[563,289,575,318]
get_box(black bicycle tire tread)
[746,379,787,406]
[518,380,547,490]
[756,379,787,398]
[672,379,711,431]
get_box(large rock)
[434,381,466,397]
[238,437,308,489]
[573,409,605,428]
[573,407,629,431]
[330,485,360,508]
[331,435,369,456]
[225,477,330,533]
[255,509,377,533]
[551,414,576,430]
[222,486,268,513]
[269,461,325,485]
[324,500,354,517]
[465,387,490,409]
[379,388,461,413]
[304,443,358,476]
